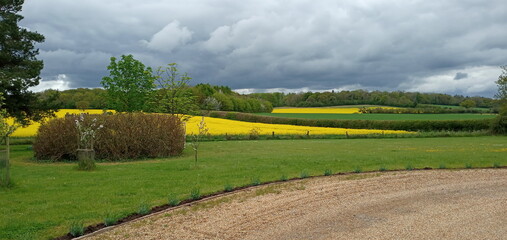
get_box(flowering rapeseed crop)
[185,116,410,135]
[10,109,113,137]
[11,109,411,137]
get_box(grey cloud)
[20,0,507,97]
[454,72,468,80]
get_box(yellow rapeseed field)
[272,107,361,114]
[9,109,411,137]
[186,116,410,135]
[9,109,113,137]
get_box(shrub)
[190,188,201,200]
[168,193,180,206]
[69,221,84,237]
[324,169,332,176]
[33,113,185,161]
[490,114,507,135]
[250,177,261,186]
[104,213,119,226]
[223,184,234,192]
[280,174,288,181]
[138,203,150,215]
[405,164,414,171]
[248,127,260,140]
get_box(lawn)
[1,137,506,239]
[256,113,497,121]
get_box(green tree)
[151,63,197,120]
[75,100,90,110]
[491,65,507,134]
[0,0,56,126]
[496,66,507,102]
[0,93,16,187]
[459,99,476,109]
[101,55,155,112]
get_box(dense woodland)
[248,90,496,109]
[38,86,498,113]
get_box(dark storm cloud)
[20,0,507,97]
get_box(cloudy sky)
[21,0,507,97]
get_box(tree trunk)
[194,150,198,165]
[5,137,9,186]
[77,149,96,170]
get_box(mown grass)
[256,113,497,121]
[1,136,506,239]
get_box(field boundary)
[208,111,493,131]
[61,166,507,240]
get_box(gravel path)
[85,169,507,240]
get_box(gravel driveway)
[84,169,507,240]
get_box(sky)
[20,0,507,97]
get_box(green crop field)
[256,113,497,121]
[1,137,506,239]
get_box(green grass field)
[417,104,492,112]
[256,113,497,121]
[1,137,506,239]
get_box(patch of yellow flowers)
[10,109,411,137]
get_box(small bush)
[300,171,309,178]
[104,213,118,227]
[69,221,84,237]
[353,167,362,173]
[493,162,501,168]
[224,184,234,192]
[250,177,261,186]
[465,163,472,169]
[490,114,507,135]
[33,113,185,161]
[324,169,332,176]
[379,166,387,172]
[405,164,414,171]
[280,174,288,181]
[168,193,180,207]
[248,127,260,140]
[190,188,201,200]
[438,163,447,169]
[138,203,150,215]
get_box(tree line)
[36,84,273,113]
[248,90,497,109]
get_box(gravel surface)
[85,169,507,240]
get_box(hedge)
[209,111,492,132]
[33,113,185,161]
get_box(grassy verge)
[256,113,497,120]
[1,136,506,239]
